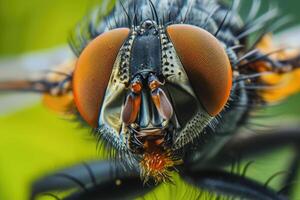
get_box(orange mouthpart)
[140,151,182,183]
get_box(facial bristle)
[139,151,182,183]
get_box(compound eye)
[73,28,130,127]
[166,24,232,116]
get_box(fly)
[1,0,300,199]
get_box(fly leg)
[278,147,300,198]
[0,60,76,113]
[0,60,75,94]
[210,127,300,166]
[31,160,155,200]
[205,127,300,200]
[179,168,286,200]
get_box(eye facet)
[166,24,232,116]
[73,28,130,127]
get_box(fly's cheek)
[166,24,232,116]
[73,28,130,127]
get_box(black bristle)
[42,193,62,200]
[246,0,261,24]
[148,0,159,25]
[237,7,279,39]
[214,5,231,37]
[119,0,132,27]
[250,15,292,50]
[236,49,260,65]
[182,0,194,23]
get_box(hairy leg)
[180,168,287,200]
[279,147,300,198]
[184,127,300,199]
[212,127,300,166]
[31,160,155,200]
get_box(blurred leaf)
[0,104,98,200]
[0,0,100,55]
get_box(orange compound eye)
[73,28,130,128]
[166,24,232,116]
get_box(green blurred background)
[0,0,300,200]
[1,0,300,56]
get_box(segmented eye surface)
[166,24,232,116]
[73,28,130,127]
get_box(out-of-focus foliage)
[1,0,300,56]
[0,104,99,200]
[0,0,100,55]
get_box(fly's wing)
[257,34,300,103]
[239,27,300,103]
[0,47,76,114]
